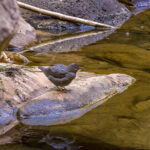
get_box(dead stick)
[17,1,116,29]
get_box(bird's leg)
[61,87,69,93]
[56,86,63,91]
[56,86,67,92]
[62,87,67,91]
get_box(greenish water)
[1,9,150,150]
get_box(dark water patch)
[117,115,136,120]
[87,56,125,68]
[141,68,150,73]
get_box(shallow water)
[1,8,150,150]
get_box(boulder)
[0,64,135,135]
[0,0,20,51]
[9,17,37,48]
[0,0,37,51]
[19,0,131,28]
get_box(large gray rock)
[19,0,131,27]
[0,0,37,51]
[0,0,20,51]
[0,64,134,135]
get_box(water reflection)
[25,29,114,53]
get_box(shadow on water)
[2,8,150,150]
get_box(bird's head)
[68,63,83,73]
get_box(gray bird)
[38,63,83,90]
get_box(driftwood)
[17,1,115,29]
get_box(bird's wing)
[48,65,68,78]
[48,72,75,85]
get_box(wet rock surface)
[0,64,134,135]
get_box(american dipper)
[38,63,83,90]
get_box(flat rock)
[19,73,135,126]
[0,64,135,134]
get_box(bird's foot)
[56,86,69,92]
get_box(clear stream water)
[1,8,150,150]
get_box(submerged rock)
[0,64,135,134]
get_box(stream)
[1,7,150,150]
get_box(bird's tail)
[38,66,49,77]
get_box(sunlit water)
[1,8,150,150]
